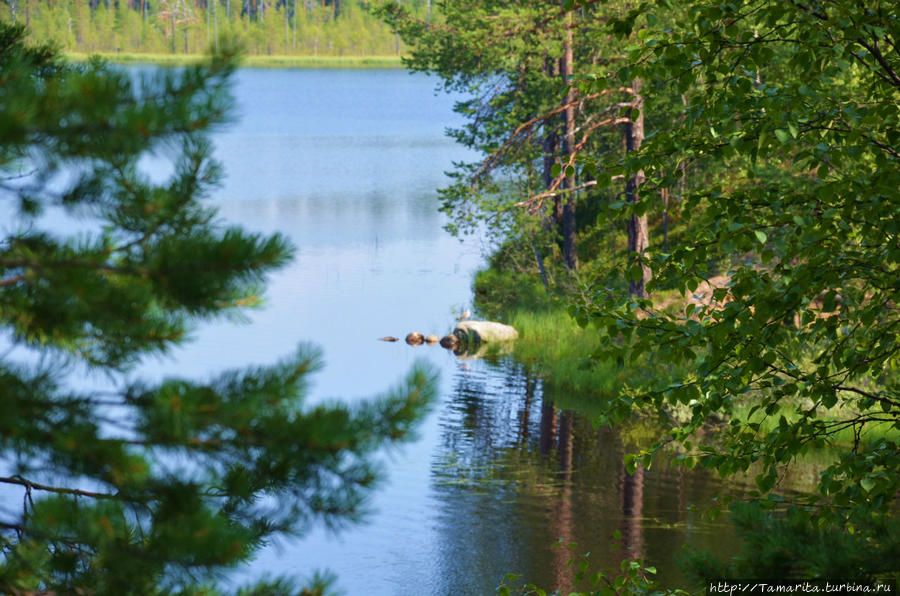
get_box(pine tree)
[0,23,433,595]
[376,0,651,279]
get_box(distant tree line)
[0,0,430,55]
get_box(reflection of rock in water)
[453,341,514,360]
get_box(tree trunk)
[623,78,650,297]
[532,244,550,291]
[560,7,577,271]
[661,186,669,253]
[530,55,560,290]
[542,56,563,229]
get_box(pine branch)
[0,476,121,501]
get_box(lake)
[147,68,739,594]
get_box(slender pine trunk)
[661,187,669,253]
[623,78,650,297]
[560,7,577,271]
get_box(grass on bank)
[504,300,899,445]
[473,267,683,416]
[509,308,612,393]
[64,52,405,69]
[507,308,687,416]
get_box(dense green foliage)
[586,0,900,580]
[0,24,433,594]
[2,0,430,57]
[382,0,900,589]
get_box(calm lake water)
[136,68,740,594]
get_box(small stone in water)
[439,335,459,349]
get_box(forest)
[0,0,429,56]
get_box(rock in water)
[379,336,399,342]
[425,334,440,345]
[453,320,518,344]
[405,332,425,346]
[439,335,459,350]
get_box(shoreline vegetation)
[481,285,900,448]
[64,51,404,68]
[474,269,899,448]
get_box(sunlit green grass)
[64,52,404,69]
[505,308,684,417]
[509,308,613,395]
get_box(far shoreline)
[64,51,405,69]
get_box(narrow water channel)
[151,67,740,594]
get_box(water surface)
[142,68,739,594]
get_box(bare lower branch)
[0,476,120,501]
[0,275,26,287]
[512,116,630,213]
[472,90,634,183]
[515,180,599,206]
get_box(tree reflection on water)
[429,358,737,594]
